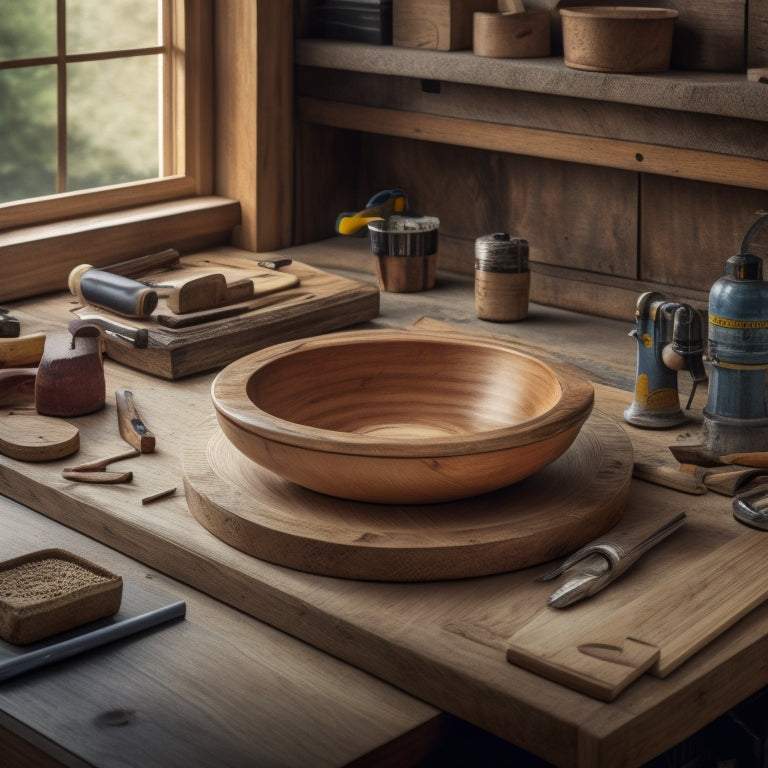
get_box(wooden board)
[2,303,767,768]
[182,410,632,581]
[73,254,380,379]
[506,532,768,701]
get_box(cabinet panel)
[640,176,768,292]
[356,134,637,279]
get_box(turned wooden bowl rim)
[559,6,679,21]
[212,329,594,458]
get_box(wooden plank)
[358,135,638,278]
[640,176,768,292]
[0,498,441,768]
[297,66,768,161]
[295,39,768,121]
[298,97,768,191]
[214,1,293,252]
[749,0,768,67]
[4,296,768,768]
[507,534,768,701]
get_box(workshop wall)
[294,123,768,321]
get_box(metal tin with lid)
[474,233,530,322]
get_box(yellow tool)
[335,189,408,236]
[0,333,46,368]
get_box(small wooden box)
[393,0,498,50]
[0,549,122,645]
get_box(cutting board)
[506,532,768,701]
[182,408,633,581]
[73,250,380,379]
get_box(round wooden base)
[0,412,80,461]
[182,410,633,581]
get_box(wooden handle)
[116,388,156,453]
[69,265,159,319]
[0,333,46,368]
[166,274,255,314]
[104,248,181,278]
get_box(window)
[0,0,211,230]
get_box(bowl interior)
[245,338,563,441]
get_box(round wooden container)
[473,10,551,58]
[560,6,678,73]
[211,327,594,504]
[475,233,530,322]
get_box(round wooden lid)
[0,412,80,462]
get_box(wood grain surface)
[211,326,595,503]
[183,409,631,581]
[4,286,768,768]
[72,253,380,379]
[506,532,768,701]
[0,412,79,462]
[0,498,441,768]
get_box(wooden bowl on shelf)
[211,329,594,504]
[560,6,678,73]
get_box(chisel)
[115,388,156,453]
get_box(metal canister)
[474,233,530,322]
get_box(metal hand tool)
[538,512,687,608]
[68,316,149,348]
[734,486,768,530]
[335,189,408,235]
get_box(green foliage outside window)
[0,0,160,205]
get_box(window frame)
[0,0,213,232]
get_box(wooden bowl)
[560,6,678,73]
[211,329,594,504]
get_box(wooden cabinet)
[292,17,768,320]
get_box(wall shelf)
[295,39,768,122]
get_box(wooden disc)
[0,412,80,461]
[182,410,632,581]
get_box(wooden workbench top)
[0,499,441,768]
[3,241,768,768]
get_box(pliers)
[537,512,687,608]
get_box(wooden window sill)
[0,196,241,302]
